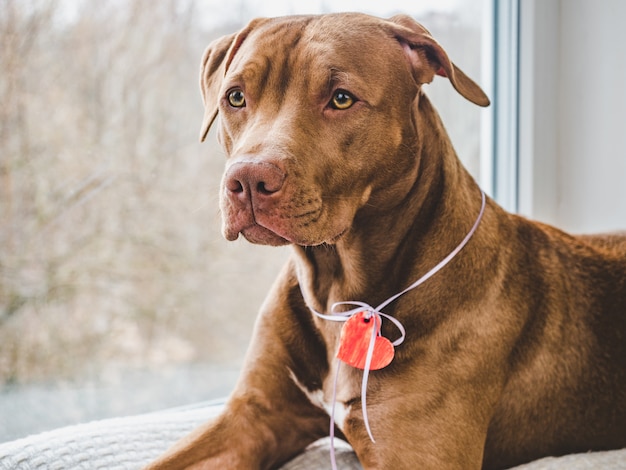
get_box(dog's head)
[199,13,489,246]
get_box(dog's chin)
[231,223,347,247]
[239,225,291,246]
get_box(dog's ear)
[199,33,237,142]
[387,14,490,107]
[199,19,267,142]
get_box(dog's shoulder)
[576,231,626,256]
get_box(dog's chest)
[288,367,353,431]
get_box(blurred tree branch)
[0,0,289,384]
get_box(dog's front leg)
[145,268,330,470]
[144,388,327,470]
[340,361,499,470]
[344,398,488,470]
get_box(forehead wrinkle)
[329,67,351,89]
[229,22,312,102]
[297,39,377,102]
[325,67,372,105]
[227,56,270,95]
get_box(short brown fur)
[147,13,626,470]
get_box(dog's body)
[147,13,626,470]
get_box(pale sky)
[237,0,462,17]
[201,0,481,30]
[56,0,481,32]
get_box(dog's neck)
[293,93,482,317]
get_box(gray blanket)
[1,403,625,469]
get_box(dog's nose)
[224,161,286,201]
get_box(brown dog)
[147,12,626,470]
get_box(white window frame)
[517,0,560,223]
[482,0,520,213]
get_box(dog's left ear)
[199,33,237,142]
[199,18,269,142]
[387,15,490,107]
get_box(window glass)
[0,0,489,441]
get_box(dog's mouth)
[220,169,360,247]
[222,203,350,247]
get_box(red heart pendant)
[336,311,395,370]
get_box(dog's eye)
[227,89,246,108]
[330,90,355,110]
